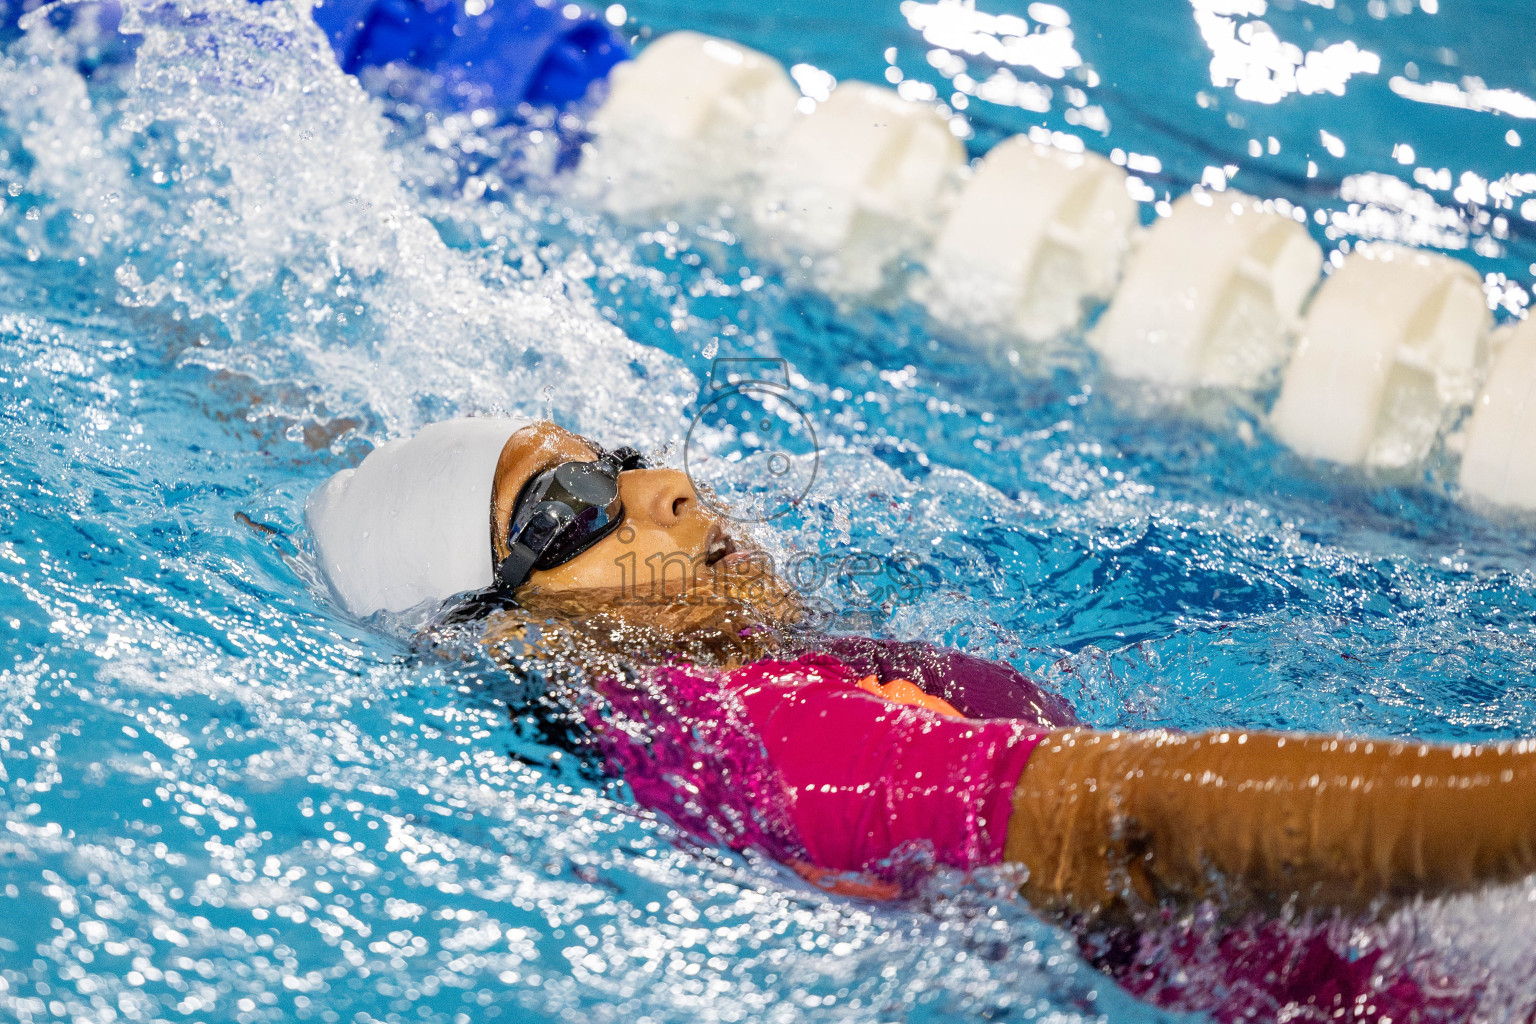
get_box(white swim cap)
[306,417,529,617]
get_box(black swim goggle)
[493,444,649,592]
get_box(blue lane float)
[0,0,627,112]
[309,0,627,111]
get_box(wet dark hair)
[433,586,521,627]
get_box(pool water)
[2,0,1535,1020]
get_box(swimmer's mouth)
[704,526,748,567]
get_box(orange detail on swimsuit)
[854,675,965,719]
[789,859,902,900]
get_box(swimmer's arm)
[1005,728,1536,918]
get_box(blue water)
[2,0,1535,1020]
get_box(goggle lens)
[496,444,648,590]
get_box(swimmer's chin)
[513,559,798,626]
[479,564,802,672]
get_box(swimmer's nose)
[624,468,701,529]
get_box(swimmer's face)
[489,422,761,601]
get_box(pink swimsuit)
[596,646,1052,876]
[591,641,1456,1021]
[730,654,1045,872]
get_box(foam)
[97,0,695,444]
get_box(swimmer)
[307,416,1536,924]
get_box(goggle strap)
[607,446,647,472]
[494,542,541,591]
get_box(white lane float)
[1088,191,1323,389]
[1269,244,1489,470]
[579,30,1529,520]
[582,31,800,215]
[749,80,965,296]
[922,136,1136,344]
[1457,317,1536,510]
